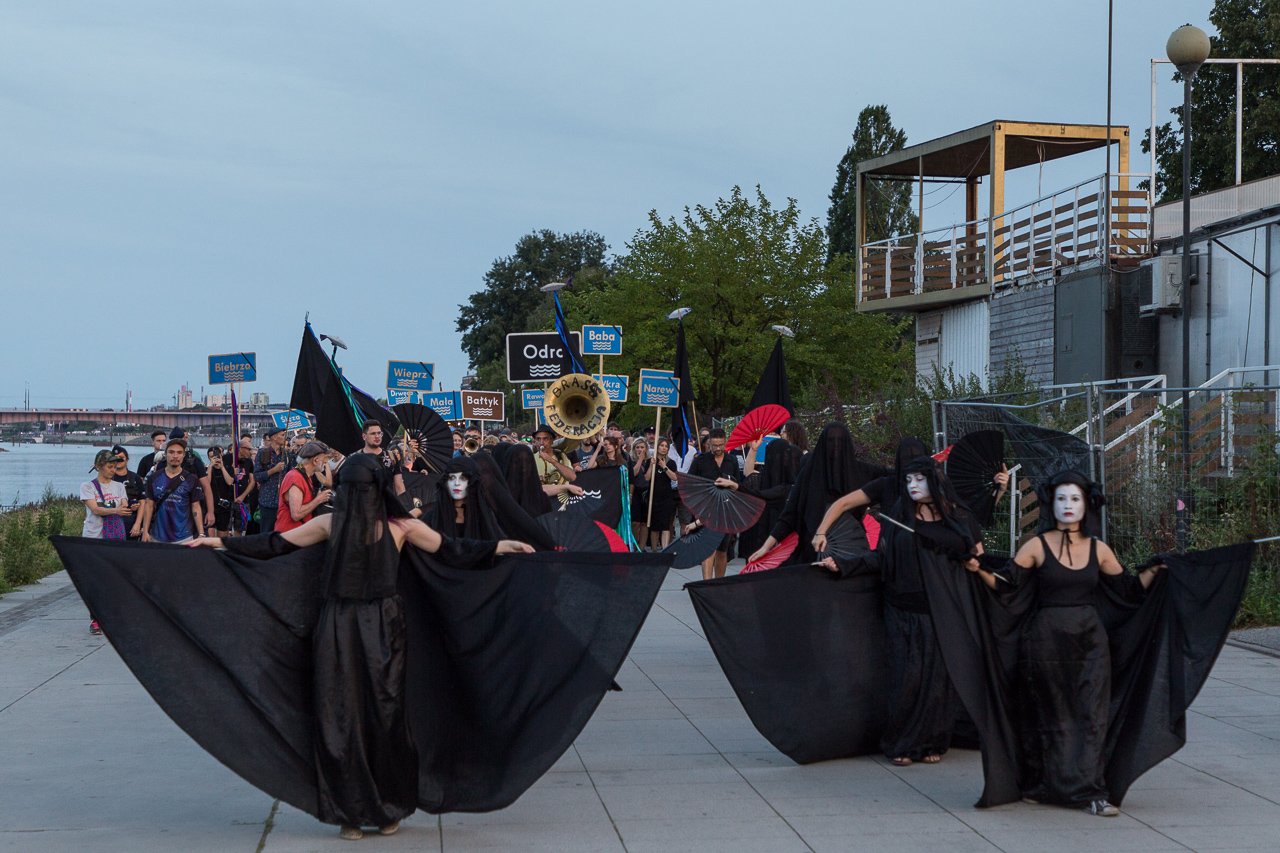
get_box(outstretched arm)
[811,489,871,553]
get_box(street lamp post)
[1167,24,1211,551]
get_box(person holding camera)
[276,441,334,533]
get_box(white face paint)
[446,473,469,501]
[906,472,932,503]
[1053,484,1085,525]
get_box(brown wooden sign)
[459,390,504,421]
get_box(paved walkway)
[4,566,1280,852]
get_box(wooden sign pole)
[646,406,663,526]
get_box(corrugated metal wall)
[915,312,941,382]
[990,285,1054,385]
[937,300,990,385]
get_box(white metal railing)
[859,173,1153,303]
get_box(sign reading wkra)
[521,389,545,409]
[581,325,622,356]
[386,360,434,392]
[506,332,582,384]
[638,369,678,407]
[421,391,459,420]
[208,352,257,385]
[592,374,628,402]
[460,390,504,421]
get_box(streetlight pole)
[1167,24,1211,552]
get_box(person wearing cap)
[81,450,134,634]
[277,441,334,533]
[110,445,147,539]
[139,437,205,544]
[254,427,289,534]
[531,425,581,497]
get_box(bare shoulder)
[1094,538,1124,574]
[1014,534,1045,568]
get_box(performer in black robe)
[426,456,556,550]
[51,454,673,839]
[489,442,553,518]
[687,467,1252,793]
[738,436,803,558]
[748,422,883,564]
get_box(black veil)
[427,457,556,550]
[322,452,408,600]
[489,443,553,518]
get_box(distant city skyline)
[2,1,1214,409]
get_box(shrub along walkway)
[5,567,1280,852]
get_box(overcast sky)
[0,0,1213,409]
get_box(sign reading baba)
[460,390,504,421]
[542,374,610,438]
[386,360,434,392]
[638,369,679,407]
[208,352,257,385]
[506,331,583,383]
[581,325,622,356]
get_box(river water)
[0,444,148,506]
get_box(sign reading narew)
[638,369,678,407]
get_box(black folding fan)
[945,429,1006,527]
[676,473,765,534]
[391,403,454,473]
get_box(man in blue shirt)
[141,437,205,544]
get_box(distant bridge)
[0,409,278,429]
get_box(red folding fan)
[726,404,791,452]
[740,532,798,574]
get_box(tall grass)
[0,487,81,592]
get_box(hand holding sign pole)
[638,368,678,527]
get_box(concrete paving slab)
[11,561,1280,852]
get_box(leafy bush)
[0,494,81,592]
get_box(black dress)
[1017,536,1113,806]
[874,516,967,761]
[639,458,677,530]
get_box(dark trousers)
[259,505,277,534]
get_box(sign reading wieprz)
[582,325,622,356]
[638,369,678,407]
[506,331,583,384]
[208,352,256,385]
[386,360,434,392]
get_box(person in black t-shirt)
[686,428,740,580]
[137,431,168,480]
[111,445,147,540]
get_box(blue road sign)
[386,360,434,392]
[422,391,459,420]
[592,374,629,403]
[387,388,418,406]
[582,325,622,356]
[208,352,257,385]
[638,369,678,407]
[522,389,545,409]
[271,409,312,430]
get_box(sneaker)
[89,621,102,635]
[1020,796,1040,804]
[1084,800,1119,817]
[338,826,363,840]
[379,820,401,836]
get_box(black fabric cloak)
[399,469,439,516]
[739,439,802,557]
[768,423,885,563]
[488,444,553,518]
[289,323,400,455]
[923,540,1255,807]
[48,537,672,820]
[747,337,793,414]
[426,456,556,551]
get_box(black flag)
[289,323,400,454]
[748,337,793,414]
[671,321,697,457]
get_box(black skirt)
[1017,604,1110,806]
[313,596,418,827]
[881,602,959,761]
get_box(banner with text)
[638,369,678,407]
[386,360,435,392]
[208,352,257,385]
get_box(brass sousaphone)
[543,373,611,454]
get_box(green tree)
[1143,2,1280,202]
[561,186,908,429]
[827,105,919,259]
[455,230,611,416]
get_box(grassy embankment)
[0,487,81,594]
